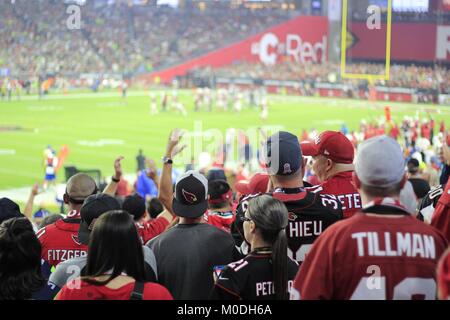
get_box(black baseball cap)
[78,193,121,245]
[208,180,232,205]
[172,170,208,218]
[407,158,420,173]
[206,168,227,182]
[122,194,146,221]
[263,131,302,176]
[0,198,24,224]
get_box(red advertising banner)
[143,16,329,83]
[441,0,450,11]
[142,17,449,84]
[347,22,450,62]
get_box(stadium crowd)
[1,115,450,300]
[0,0,292,76]
[192,61,450,94]
[1,0,450,302]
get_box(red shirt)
[431,178,450,242]
[36,217,88,268]
[292,212,448,300]
[204,210,235,233]
[57,280,173,300]
[307,171,361,219]
[136,217,169,244]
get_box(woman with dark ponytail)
[210,195,298,300]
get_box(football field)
[0,90,449,192]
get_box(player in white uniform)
[171,91,187,116]
[149,92,158,115]
[233,91,243,112]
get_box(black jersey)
[232,188,343,264]
[273,188,343,263]
[210,251,299,300]
[417,184,444,223]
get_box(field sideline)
[1,90,449,193]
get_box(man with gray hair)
[292,135,448,300]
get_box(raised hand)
[113,156,124,180]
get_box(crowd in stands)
[1,114,450,300]
[1,0,450,302]
[192,62,450,94]
[0,0,292,76]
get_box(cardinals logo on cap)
[182,189,197,204]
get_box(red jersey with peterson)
[36,210,87,268]
[307,171,361,219]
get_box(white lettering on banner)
[436,26,450,60]
[252,33,327,65]
[351,232,436,259]
[257,33,278,66]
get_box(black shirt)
[147,223,237,300]
[136,154,146,172]
[408,178,431,199]
[232,188,343,264]
[210,251,299,300]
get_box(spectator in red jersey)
[0,217,45,300]
[50,193,158,292]
[56,210,172,300]
[440,121,446,134]
[301,131,362,218]
[204,180,234,233]
[292,135,448,300]
[115,178,131,200]
[122,193,174,243]
[430,118,435,144]
[437,248,450,300]
[36,173,98,268]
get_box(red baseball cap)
[235,173,269,195]
[301,131,354,164]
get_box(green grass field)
[1,90,449,191]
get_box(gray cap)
[355,135,405,188]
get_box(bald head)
[66,173,97,204]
